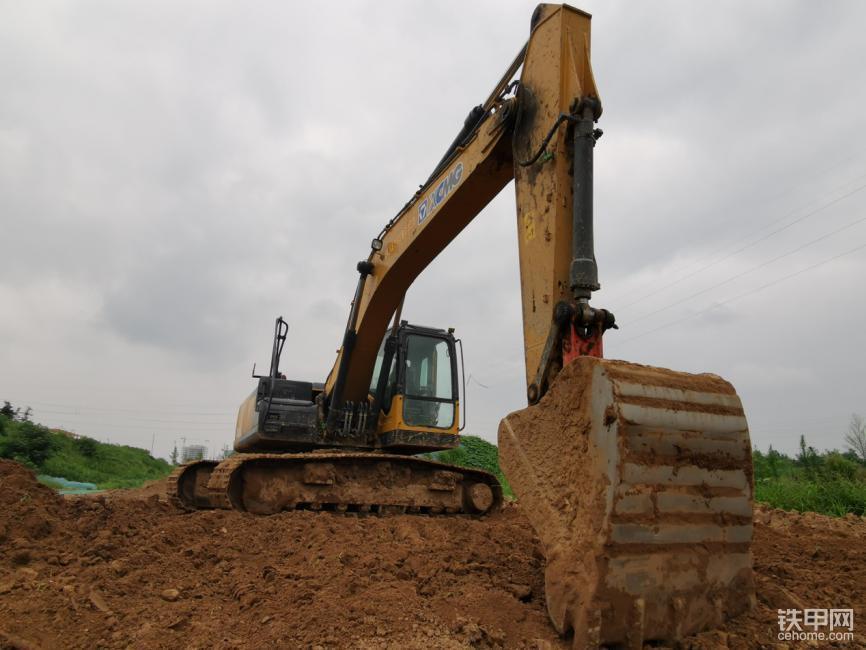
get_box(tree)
[21,406,32,422]
[797,434,821,479]
[845,413,866,463]
[765,445,782,478]
[170,444,178,465]
[1,401,17,419]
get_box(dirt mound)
[0,460,863,649]
[0,459,67,550]
[98,478,166,501]
[690,504,866,649]
[0,461,558,649]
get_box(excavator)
[167,4,755,647]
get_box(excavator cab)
[231,318,461,455]
[369,322,462,452]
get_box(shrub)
[0,421,57,466]
[75,436,99,458]
[822,452,860,482]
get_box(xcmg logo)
[417,162,464,225]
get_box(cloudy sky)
[2,1,865,461]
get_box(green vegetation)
[0,402,171,489]
[436,432,866,517]
[4,395,865,516]
[753,434,866,517]
[429,435,514,498]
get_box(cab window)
[369,335,397,413]
[402,335,455,429]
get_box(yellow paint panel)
[377,394,460,437]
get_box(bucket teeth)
[626,598,645,650]
[499,357,755,647]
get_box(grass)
[755,477,866,517]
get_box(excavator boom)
[323,4,609,421]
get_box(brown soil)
[603,359,737,395]
[98,479,166,501]
[1,459,864,649]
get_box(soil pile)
[98,479,166,501]
[0,460,864,649]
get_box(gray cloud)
[2,0,865,460]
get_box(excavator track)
[204,452,503,516]
[165,459,221,510]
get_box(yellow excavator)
[168,4,755,646]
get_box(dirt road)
[0,459,863,648]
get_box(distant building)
[181,444,206,463]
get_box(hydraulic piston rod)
[569,98,602,301]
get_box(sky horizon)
[2,1,865,462]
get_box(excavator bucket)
[498,357,755,648]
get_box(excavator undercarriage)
[167,453,501,516]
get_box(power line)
[612,176,866,311]
[616,240,866,346]
[31,409,231,426]
[33,413,231,431]
[609,167,866,304]
[3,398,234,416]
[621,211,866,327]
[608,169,866,304]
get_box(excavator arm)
[324,4,613,420]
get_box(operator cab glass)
[369,336,398,413]
[402,335,455,429]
